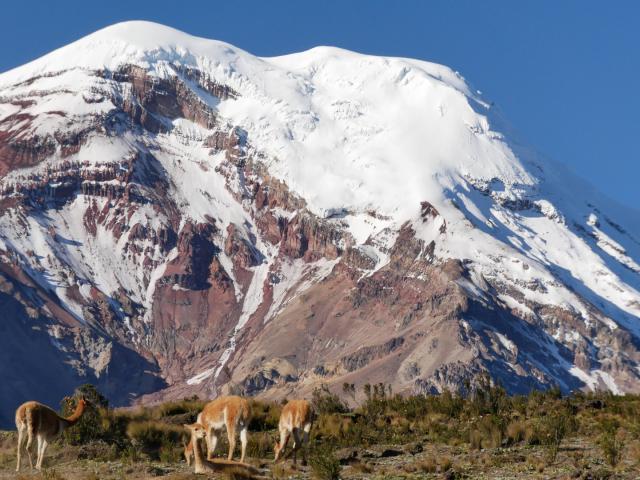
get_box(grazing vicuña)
[274,399,313,465]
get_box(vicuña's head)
[184,423,207,440]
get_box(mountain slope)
[0,21,638,425]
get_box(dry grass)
[349,460,373,474]
[2,386,640,479]
[506,419,526,444]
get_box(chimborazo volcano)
[1,21,639,427]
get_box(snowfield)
[0,21,638,397]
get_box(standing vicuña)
[183,412,203,466]
[274,399,313,465]
[200,395,251,462]
[15,398,88,471]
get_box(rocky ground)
[1,432,637,479]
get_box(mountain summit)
[0,21,638,426]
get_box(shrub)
[153,398,206,420]
[506,419,527,445]
[315,413,355,443]
[629,440,640,466]
[351,461,373,474]
[39,469,65,480]
[342,383,356,403]
[126,420,184,458]
[60,384,109,445]
[537,410,572,462]
[159,437,182,463]
[308,445,341,480]
[247,431,274,459]
[598,420,625,467]
[440,456,453,472]
[312,384,349,415]
[469,429,483,450]
[414,457,437,473]
[436,389,465,418]
[120,444,141,464]
[467,372,509,416]
[248,400,281,431]
[469,414,504,449]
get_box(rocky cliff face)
[0,21,638,426]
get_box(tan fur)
[184,438,194,467]
[183,411,202,466]
[183,423,262,477]
[183,423,218,474]
[274,399,313,464]
[200,395,251,462]
[15,398,87,471]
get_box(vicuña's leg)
[302,423,311,466]
[35,435,43,470]
[278,430,290,460]
[204,427,211,458]
[184,444,191,467]
[292,428,302,465]
[240,427,248,463]
[226,426,236,461]
[15,425,24,471]
[25,430,34,470]
[207,429,219,461]
[40,438,49,470]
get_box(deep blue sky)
[1,1,638,209]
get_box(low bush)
[469,414,504,449]
[152,398,206,420]
[312,384,349,415]
[598,419,625,467]
[60,384,109,445]
[246,431,274,459]
[248,400,281,431]
[414,456,437,473]
[308,445,341,480]
[126,421,184,458]
[537,407,576,462]
[506,419,527,445]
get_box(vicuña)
[200,395,251,462]
[15,398,88,471]
[183,411,202,466]
[274,399,313,465]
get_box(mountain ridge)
[0,21,638,427]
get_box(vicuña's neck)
[63,401,85,426]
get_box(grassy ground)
[1,433,637,479]
[1,382,639,479]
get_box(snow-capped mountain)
[1,21,638,425]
